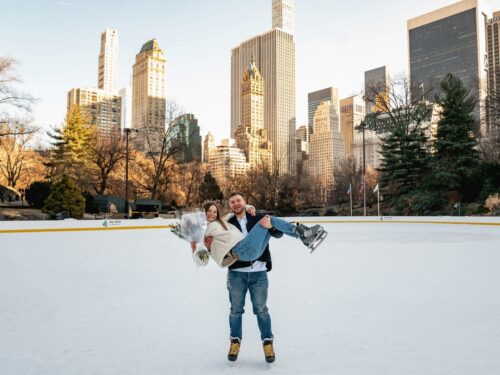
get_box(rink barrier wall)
[0,216,499,234]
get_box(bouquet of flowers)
[171,210,210,267]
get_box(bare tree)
[180,161,206,208]
[89,130,127,195]
[0,57,36,124]
[0,119,38,188]
[136,100,196,200]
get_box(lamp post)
[124,128,138,218]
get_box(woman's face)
[206,205,218,222]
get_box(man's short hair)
[229,192,245,200]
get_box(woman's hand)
[190,242,197,253]
[259,215,272,229]
[204,236,214,250]
[246,205,256,216]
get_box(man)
[225,192,282,363]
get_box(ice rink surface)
[0,218,499,374]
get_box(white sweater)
[205,220,244,268]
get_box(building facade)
[364,66,389,114]
[234,57,272,168]
[132,39,167,152]
[169,114,202,163]
[272,0,295,35]
[340,95,366,158]
[98,28,118,93]
[231,1,296,174]
[407,0,491,132]
[308,87,339,137]
[307,101,343,198]
[209,139,250,187]
[203,132,215,163]
[67,87,121,138]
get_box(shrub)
[42,176,85,219]
[25,181,52,208]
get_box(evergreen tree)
[47,105,95,188]
[375,119,434,214]
[198,172,223,203]
[25,181,52,208]
[432,73,480,204]
[42,175,85,219]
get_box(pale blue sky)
[2,0,500,143]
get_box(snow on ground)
[0,218,499,374]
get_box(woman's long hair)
[204,202,228,231]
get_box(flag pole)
[377,189,380,217]
[350,184,353,217]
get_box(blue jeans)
[231,217,298,261]
[227,270,273,341]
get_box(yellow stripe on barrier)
[0,225,176,234]
[295,220,500,226]
[0,220,498,235]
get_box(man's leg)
[227,270,248,341]
[248,271,273,342]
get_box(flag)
[373,183,379,193]
[347,184,351,195]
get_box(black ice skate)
[295,223,328,253]
[228,338,241,361]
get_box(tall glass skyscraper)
[407,0,491,131]
[231,0,296,175]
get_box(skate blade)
[309,230,328,253]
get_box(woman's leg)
[231,224,271,261]
[269,217,299,238]
[231,217,299,261]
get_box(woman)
[194,202,326,268]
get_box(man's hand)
[204,236,214,250]
[259,215,272,229]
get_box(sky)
[2,0,500,144]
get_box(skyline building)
[209,139,250,187]
[234,57,272,168]
[487,11,500,134]
[132,39,167,152]
[231,0,296,175]
[308,87,339,137]
[203,132,215,163]
[97,28,118,93]
[169,114,202,163]
[307,100,343,200]
[364,66,390,114]
[295,124,309,176]
[340,95,366,158]
[407,0,491,132]
[119,86,131,131]
[67,87,121,138]
[272,0,295,35]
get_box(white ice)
[0,218,499,374]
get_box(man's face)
[229,195,246,215]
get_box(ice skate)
[295,223,328,253]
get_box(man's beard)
[232,206,244,215]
